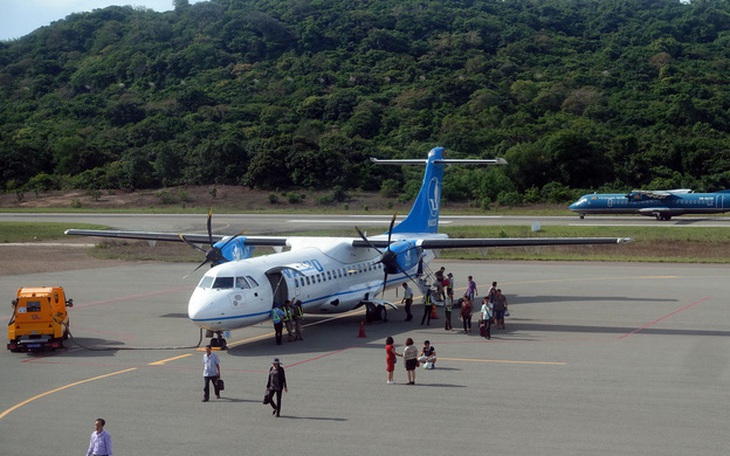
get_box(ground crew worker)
[282,300,295,342]
[271,303,285,345]
[293,299,304,340]
[402,283,413,321]
[421,288,433,326]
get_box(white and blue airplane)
[67,147,630,348]
[569,188,730,221]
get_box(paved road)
[2,212,730,234]
[2,260,728,455]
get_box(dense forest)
[2,0,730,206]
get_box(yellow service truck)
[7,286,73,352]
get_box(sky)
[0,0,206,41]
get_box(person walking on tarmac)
[401,283,414,321]
[266,358,288,417]
[271,303,285,345]
[85,418,112,456]
[202,344,221,401]
[444,273,454,330]
[420,287,434,326]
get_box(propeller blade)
[355,226,382,254]
[386,213,397,245]
[184,258,210,279]
[206,208,214,247]
[178,234,207,253]
[218,231,247,249]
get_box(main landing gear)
[206,330,227,350]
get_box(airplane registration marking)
[441,357,565,366]
[148,354,192,365]
[0,367,138,421]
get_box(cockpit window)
[198,276,214,289]
[246,276,259,287]
[212,277,234,289]
[236,277,250,289]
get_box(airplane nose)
[187,289,222,327]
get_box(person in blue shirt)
[271,303,285,345]
[85,417,112,456]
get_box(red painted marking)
[619,296,711,339]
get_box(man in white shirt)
[85,418,112,456]
[202,344,221,401]
[401,282,413,321]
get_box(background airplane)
[569,189,730,221]
[67,147,630,348]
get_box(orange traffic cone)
[357,320,367,338]
[431,304,439,319]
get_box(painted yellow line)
[148,354,192,365]
[0,367,138,421]
[226,308,367,349]
[441,357,565,366]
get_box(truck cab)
[7,286,73,352]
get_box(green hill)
[2,0,730,206]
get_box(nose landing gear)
[206,330,227,350]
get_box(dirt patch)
[1,185,417,212]
[0,241,129,276]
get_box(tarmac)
[1,260,729,456]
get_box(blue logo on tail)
[391,147,445,235]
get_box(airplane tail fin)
[372,146,506,235]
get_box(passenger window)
[236,277,250,289]
[246,276,259,287]
[26,300,41,312]
[212,277,234,289]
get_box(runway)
[1,260,728,455]
[2,212,730,234]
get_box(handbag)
[216,378,225,391]
[263,388,271,404]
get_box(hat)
[272,358,281,364]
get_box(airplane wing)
[353,237,631,249]
[64,229,288,247]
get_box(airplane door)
[265,271,290,307]
[608,198,614,208]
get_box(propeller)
[356,214,420,298]
[179,209,245,273]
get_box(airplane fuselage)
[187,237,435,332]
[569,190,730,220]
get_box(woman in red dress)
[385,336,398,384]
